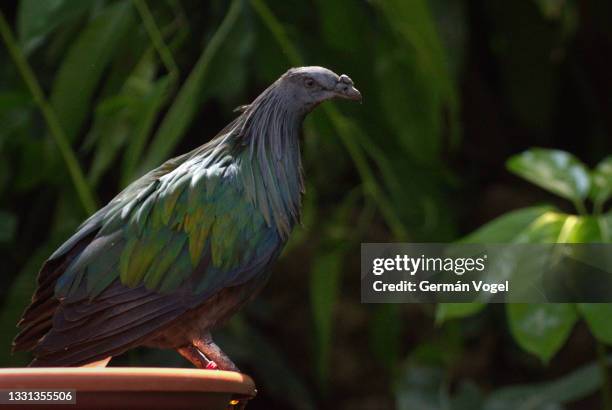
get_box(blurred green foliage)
[0,0,611,409]
[437,149,612,408]
[436,148,612,408]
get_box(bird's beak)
[334,74,362,102]
[337,85,362,102]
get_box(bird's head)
[277,66,361,113]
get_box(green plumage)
[59,152,272,297]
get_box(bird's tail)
[13,233,95,353]
[13,259,65,353]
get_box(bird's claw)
[205,360,218,370]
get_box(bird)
[12,66,361,371]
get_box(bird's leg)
[177,345,218,370]
[193,332,240,372]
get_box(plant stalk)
[573,199,588,216]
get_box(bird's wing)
[16,149,283,365]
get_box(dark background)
[0,0,611,409]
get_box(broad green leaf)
[507,304,577,362]
[577,303,612,344]
[514,211,567,243]
[310,249,343,385]
[591,156,612,210]
[0,210,17,243]
[459,205,554,243]
[435,303,485,324]
[563,216,604,243]
[483,357,608,410]
[50,1,134,142]
[17,0,97,54]
[507,149,591,202]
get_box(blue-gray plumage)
[13,66,361,370]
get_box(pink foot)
[205,360,218,370]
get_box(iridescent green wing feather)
[56,143,283,302]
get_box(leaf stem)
[0,12,97,215]
[573,199,588,216]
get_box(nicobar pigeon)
[13,66,361,370]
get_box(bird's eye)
[304,78,315,88]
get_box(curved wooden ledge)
[0,367,256,409]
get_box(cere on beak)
[335,74,362,102]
